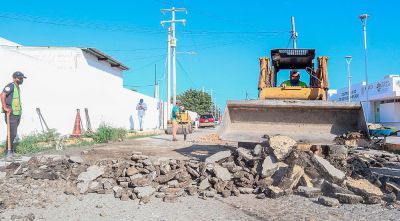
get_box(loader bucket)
[218,100,368,144]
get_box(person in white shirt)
[136,98,147,131]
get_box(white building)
[330,75,400,130]
[0,37,166,139]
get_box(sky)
[0,0,399,109]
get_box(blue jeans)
[138,116,144,131]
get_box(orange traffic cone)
[72,109,82,137]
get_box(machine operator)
[280,70,308,87]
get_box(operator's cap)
[12,71,27,79]
[290,70,300,76]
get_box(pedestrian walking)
[136,98,147,131]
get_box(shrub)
[15,129,60,154]
[90,124,127,143]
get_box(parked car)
[199,114,215,128]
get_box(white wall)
[380,102,400,123]
[0,46,165,141]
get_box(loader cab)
[271,49,316,87]
[258,48,329,100]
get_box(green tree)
[177,89,213,114]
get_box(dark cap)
[290,70,299,76]
[12,71,27,79]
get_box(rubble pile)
[334,131,370,147]
[195,133,227,145]
[1,135,400,209]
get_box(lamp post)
[359,13,370,122]
[345,56,352,102]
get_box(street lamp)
[359,13,370,122]
[345,56,352,102]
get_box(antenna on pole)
[291,16,298,49]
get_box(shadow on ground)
[147,136,171,141]
[175,144,235,161]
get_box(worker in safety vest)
[280,70,307,87]
[1,71,26,160]
[171,100,182,141]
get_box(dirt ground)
[1,128,400,221]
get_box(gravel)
[2,193,399,221]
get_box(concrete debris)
[221,190,231,198]
[126,167,139,176]
[268,135,296,161]
[0,171,7,179]
[163,195,178,203]
[296,186,321,198]
[312,155,345,183]
[277,165,304,190]
[139,196,151,204]
[346,178,383,204]
[77,165,105,183]
[198,178,211,190]
[113,186,123,198]
[134,186,156,199]
[334,193,363,204]
[212,164,232,181]
[321,180,354,197]
[203,190,216,198]
[318,196,340,207]
[205,151,232,164]
[299,174,314,188]
[256,193,266,199]
[265,186,284,198]
[237,147,254,161]
[261,155,280,178]
[383,193,397,204]
[1,135,397,207]
[385,182,400,199]
[68,156,85,164]
[238,187,254,194]
[64,185,79,196]
[253,144,263,156]
[334,132,369,147]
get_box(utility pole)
[209,89,214,115]
[161,7,187,107]
[167,27,172,119]
[214,97,217,119]
[154,64,161,128]
[291,16,298,49]
[154,64,158,98]
[246,90,248,100]
[359,14,370,122]
[345,56,352,102]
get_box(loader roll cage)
[271,48,317,87]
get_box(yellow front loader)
[166,110,193,135]
[218,49,368,145]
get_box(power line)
[0,12,164,34]
[0,12,289,38]
[129,56,166,72]
[176,58,198,88]
[182,30,289,35]
[123,84,155,88]
[123,54,167,62]
[103,47,166,52]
